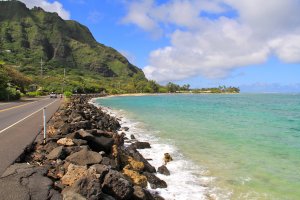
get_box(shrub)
[0,87,21,100]
[26,91,40,97]
[64,91,72,98]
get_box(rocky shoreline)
[0,95,171,200]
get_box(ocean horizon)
[96,93,300,200]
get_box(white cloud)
[122,0,300,83]
[122,0,158,31]
[19,0,70,20]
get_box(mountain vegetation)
[0,0,161,100]
[0,1,239,100]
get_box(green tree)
[181,84,190,91]
[0,65,9,88]
[148,80,159,93]
[166,82,180,93]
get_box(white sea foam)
[90,99,231,200]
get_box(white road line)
[0,99,58,134]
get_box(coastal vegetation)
[166,82,239,93]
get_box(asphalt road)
[0,97,61,175]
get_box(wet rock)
[152,194,165,200]
[102,170,133,200]
[130,142,151,149]
[130,134,136,140]
[120,155,144,172]
[126,148,156,173]
[61,164,89,186]
[47,146,66,160]
[157,165,170,176]
[57,138,74,146]
[143,172,167,189]
[123,168,147,188]
[66,148,102,166]
[120,127,129,131]
[163,153,173,165]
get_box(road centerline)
[0,98,49,113]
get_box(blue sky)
[21,0,300,92]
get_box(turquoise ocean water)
[97,94,300,200]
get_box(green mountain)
[0,1,157,94]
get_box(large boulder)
[61,164,89,186]
[0,164,61,200]
[123,168,147,188]
[77,129,114,153]
[132,186,155,200]
[43,141,59,153]
[130,134,136,140]
[163,153,173,165]
[102,170,133,200]
[143,172,167,189]
[47,146,66,160]
[57,138,74,146]
[97,115,120,131]
[157,165,170,176]
[63,176,102,200]
[90,136,114,153]
[125,148,156,173]
[66,148,102,166]
[130,142,151,149]
[120,155,144,172]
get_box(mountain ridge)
[0,0,144,78]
